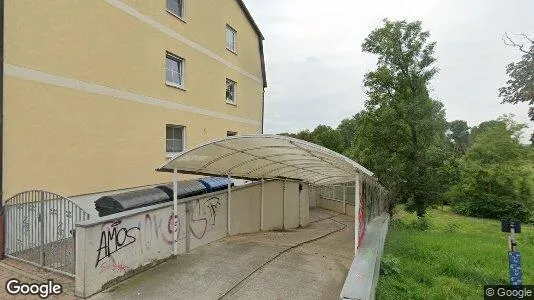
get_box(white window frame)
[226,78,237,105]
[166,0,185,21]
[165,52,185,90]
[226,25,237,54]
[166,124,186,157]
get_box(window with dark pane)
[226,79,236,104]
[166,125,184,153]
[167,0,184,18]
[226,25,237,52]
[166,53,184,87]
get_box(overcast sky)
[243,0,533,141]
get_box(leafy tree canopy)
[448,116,533,221]
[499,33,534,143]
[356,19,448,217]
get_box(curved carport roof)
[157,134,374,185]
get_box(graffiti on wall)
[95,220,140,267]
[189,197,221,239]
[94,196,223,273]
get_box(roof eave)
[235,0,267,88]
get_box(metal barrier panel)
[318,179,390,250]
[4,190,90,277]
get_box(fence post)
[0,207,4,260]
[71,229,76,273]
[39,191,45,266]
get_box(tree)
[446,120,470,156]
[337,113,365,149]
[447,117,533,221]
[279,126,344,154]
[356,19,449,217]
[278,130,313,142]
[311,125,344,153]
[499,33,534,143]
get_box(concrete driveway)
[90,208,354,300]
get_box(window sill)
[166,10,186,23]
[166,152,183,159]
[226,47,238,55]
[166,81,186,91]
[225,100,237,106]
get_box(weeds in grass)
[407,217,431,231]
[445,222,459,233]
[524,232,534,245]
[380,254,401,276]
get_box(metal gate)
[3,190,90,277]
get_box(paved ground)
[91,208,355,300]
[0,208,354,299]
[0,258,75,299]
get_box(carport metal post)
[173,169,178,256]
[342,184,346,214]
[227,174,232,235]
[354,173,360,255]
[260,178,264,231]
[282,180,286,230]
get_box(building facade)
[2,0,266,199]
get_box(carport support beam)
[227,174,232,235]
[343,184,346,214]
[282,180,286,230]
[354,174,361,256]
[260,178,264,231]
[173,169,178,256]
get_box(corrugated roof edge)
[235,0,267,88]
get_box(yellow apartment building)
[2,0,267,200]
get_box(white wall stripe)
[104,0,263,86]
[5,64,261,126]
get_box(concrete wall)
[262,181,284,231]
[75,180,310,298]
[309,186,317,208]
[229,183,261,235]
[317,197,355,217]
[299,184,310,227]
[283,181,300,229]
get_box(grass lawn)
[376,206,534,300]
